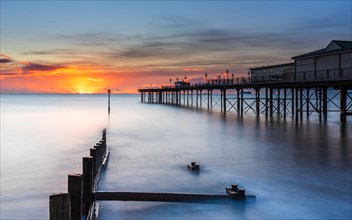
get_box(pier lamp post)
[218,75,221,85]
[232,73,234,84]
[169,78,172,87]
[176,77,179,82]
[205,72,208,82]
[184,76,187,82]
[107,89,111,115]
[226,69,229,80]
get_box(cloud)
[0,54,15,63]
[88,77,104,82]
[21,63,65,74]
[0,58,14,63]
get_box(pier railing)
[49,129,109,220]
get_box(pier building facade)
[292,40,352,81]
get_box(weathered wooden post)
[108,89,111,115]
[68,173,82,220]
[255,88,260,116]
[223,89,227,114]
[82,157,93,216]
[277,88,281,116]
[340,86,347,124]
[49,193,70,220]
[90,148,97,182]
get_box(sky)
[1,0,351,94]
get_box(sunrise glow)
[1,1,351,94]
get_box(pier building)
[138,40,352,124]
[292,40,352,81]
[249,63,294,82]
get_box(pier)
[138,40,352,124]
[138,79,352,124]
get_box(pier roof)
[292,40,352,59]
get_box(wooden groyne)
[49,130,255,220]
[49,129,109,220]
[94,191,255,203]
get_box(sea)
[0,94,351,220]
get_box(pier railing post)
[68,173,83,220]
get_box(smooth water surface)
[1,94,351,219]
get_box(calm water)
[0,94,351,220]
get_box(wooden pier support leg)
[340,86,347,124]
[196,90,199,108]
[223,89,227,114]
[187,90,189,107]
[210,90,213,110]
[200,90,202,108]
[241,89,244,115]
[306,88,310,118]
[220,90,223,112]
[277,89,281,116]
[300,88,303,120]
[82,157,93,216]
[159,91,162,103]
[49,193,70,220]
[237,89,241,115]
[191,90,193,107]
[207,90,210,110]
[269,88,273,117]
[265,87,268,118]
[176,91,179,105]
[323,88,328,120]
[319,88,322,121]
[291,88,295,118]
[295,88,299,122]
[68,173,83,220]
[283,88,287,118]
[141,92,144,103]
[255,89,260,116]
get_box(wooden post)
[291,88,295,117]
[49,193,70,220]
[108,89,111,115]
[255,89,260,116]
[196,90,199,108]
[269,88,273,117]
[295,88,299,122]
[265,87,268,118]
[68,173,83,220]
[277,89,280,116]
[340,86,347,124]
[306,88,310,118]
[207,89,210,110]
[223,89,227,114]
[200,90,202,108]
[323,87,328,120]
[210,90,213,110]
[300,88,303,119]
[90,148,97,181]
[82,157,93,216]
[283,88,287,118]
[241,89,244,115]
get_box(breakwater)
[49,129,109,220]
